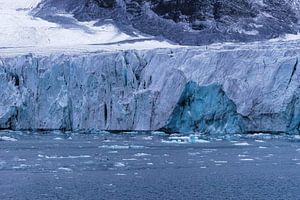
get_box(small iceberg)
[162,135,210,144]
[0,136,17,142]
[233,142,251,146]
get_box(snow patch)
[270,33,300,42]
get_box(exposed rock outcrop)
[35,0,300,45]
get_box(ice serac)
[0,40,300,134]
[162,82,244,134]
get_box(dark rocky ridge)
[34,0,300,45]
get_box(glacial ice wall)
[162,82,244,134]
[0,41,300,134]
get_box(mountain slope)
[34,0,300,45]
[0,0,176,48]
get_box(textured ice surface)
[163,82,244,134]
[0,40,300,134]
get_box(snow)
[270,33,300,42]
[0,0,40,9]
[0,0,177,49]
[0,0,130,47]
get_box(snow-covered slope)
[1,0,298,48]
[0,0,175,48]
[34,0,300,45]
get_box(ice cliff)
[0,40,299,134]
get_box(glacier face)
[0,40,300,134]
[162,82,244,134]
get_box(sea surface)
[1,131,300,200]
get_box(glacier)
[0,40,299,134]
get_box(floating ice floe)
[12,164,30,169]
[245,133,273,140]
[233,142,251,146]
[38,154,91,159]
[240,158,254,161]
[0,136,17,142]
[142,136,153,141]
[259,146,267,149]
[151,131,168,136]
[134,153,150,157]
[147,163,154,165]
[214,161,228,164]
[99,145,145,149]
[58,167,73,172]
[162,135,210,144]
[292,135,300,141]
[53,137,63,140]
[122,158,138,161]
[114,162,125,167]
[188,152,201,156]
[115,173,126,176]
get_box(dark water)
[1,131,300,200]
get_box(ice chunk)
[233,142,251,146]
[0,136,17,142]
[162,135,210,144]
